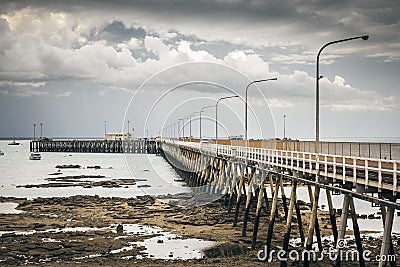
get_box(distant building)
[229,135,244,140]
[105,133,131,141]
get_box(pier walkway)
[160,139,399,267]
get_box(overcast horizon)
[0,1,399,141]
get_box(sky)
[0,0,399,140]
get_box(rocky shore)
[0,194,398,266]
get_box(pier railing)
[175,138,400,160]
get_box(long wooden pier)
[30,139,159,154]
[160,139,399,267]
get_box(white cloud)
[55,91,72,98]
[0,80,46,88]
[0,6,396,113]
[13,87,49,97]
[144,36,170,58]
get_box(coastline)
[1,194,397,266]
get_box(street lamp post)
[178,119,183,140]
[189,112,200,142]
[216,95,239,147]
[104,121,108,139]
[33,123,36,141]
[40,123,43,139]
[283,115,286,139]
[244,78,277,161]
[200,105,216,140]
[174,122,177,141]
[182,117,185,139]
[304,35,369,265]
[315,35,369,156]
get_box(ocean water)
[0,140,188,199]
[0,140,398,234]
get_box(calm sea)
[0,140,398,233]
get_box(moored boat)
[8,140,20,146]
[29,153,41,160]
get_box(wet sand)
[0,194,397,266]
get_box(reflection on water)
[0,202,23,214]
[109,224,215,260]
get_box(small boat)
[8,140,20,146]
[29,153,41,160]
[0,150,4,156]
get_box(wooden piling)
[336,190,351,267]
[242,167,254,236]
[281,180,298,267]
[251,176,265,249]
[303,185,321,267]
[306,185,323,252]
[326,189,338,245]
[379,203,395,267]
[227,162,239,214]
[380,205,397,267]
[265,174,281,258]
[279,175,289,220]
[233,165,245,227]
[349,197,365,267]
[294,197,305,244]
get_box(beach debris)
[55,164,81,169]
[116,224,123,234]
[87,165,101,169]
[137,184,151,188]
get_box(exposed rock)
[116,224,123,233]
[55,164,81,169]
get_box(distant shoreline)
[1,137,400,143]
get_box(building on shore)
[105,133,132,141]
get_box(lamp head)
[361,35,369,40]
[270,77,278,81]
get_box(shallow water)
[0,223,216,260]
[109,224,215,260]
[0,202,23,214]
[262,186,400,233]
[0,140,189,199]
[0,140,398,233]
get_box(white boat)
[29,153,41,160]
[8,140,20,146]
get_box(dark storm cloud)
[2,0,398,50]
[95,21,146,42]
[3,0,398,61]
[2,0,399,30]
[0,0,361,34]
